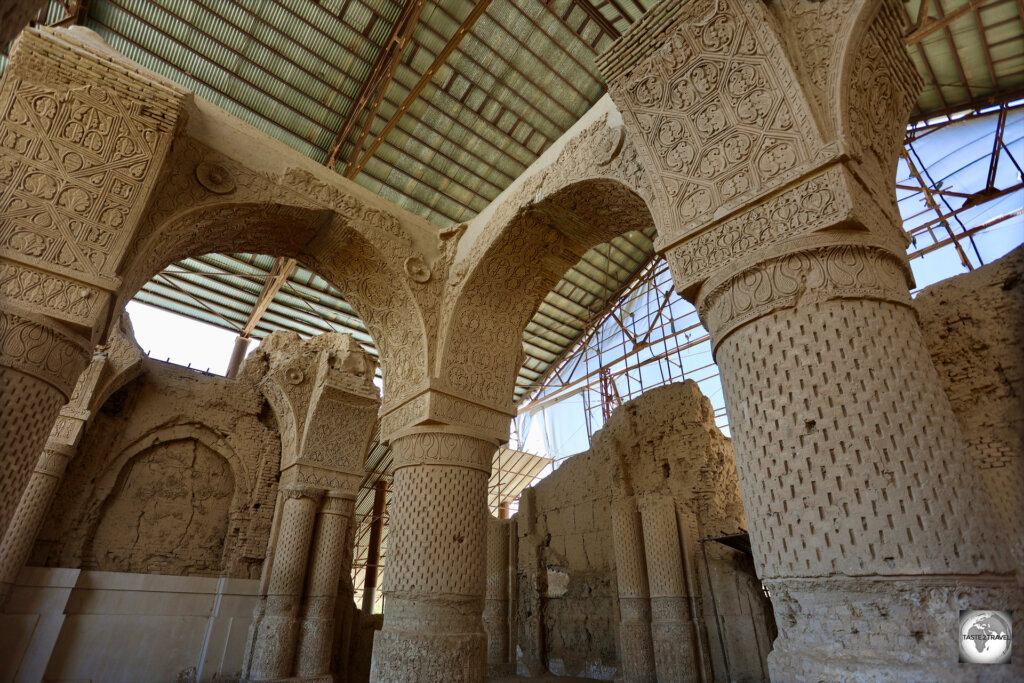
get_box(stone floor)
[490,675,602,682]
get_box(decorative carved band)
[697,244,911,351]
[46,411,88,448]
[0,260,109,329]
[35,447,71,477]
[665,165,849,293]
[320,492,356,514]
[280,465,361,496]
[390,431,496,474]
[0,310,90,397]
[380,388,512,444]
[279,484,324,502]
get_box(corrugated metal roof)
[2,0,1021,405]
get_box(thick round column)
[484,516,510,667]
[295,492,355,678]
[0,444,72,605]
[697,244,1020,680]
[369,431,494,683]
[637,494,698,682]
[610,496,656,683]
[0,312,88,542]
[248,485,321,681]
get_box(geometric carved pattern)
[0,367,65,545]
[385,459,488,597]
[599,0,820,238]
[0,80,167,282]
[717,295,1012,578]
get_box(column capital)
[1,27,189,341]
[380,385,513,445]
[695,243,913,353]
[597,0,921,297]
[389,430,497,475]
[278,484,324,503]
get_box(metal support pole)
[226,335,251,378]
[361,479,388,614]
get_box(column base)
[766,575,1024,682]
[650,597,699,682]
[247,615,300,681]
[369,629,486,683]
[295,615,335,678]
[618,619,657,683]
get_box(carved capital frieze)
[280,464,361,498]
[389,431,496,474]
[278,483,325,503]
[257,332,380,475]
[380,385,513,444]
[0,27,188,337]
[598,0,921,284]
[0,308,91,397]
[34,446,72,477]
[46,409,89,448]
[696,243,912,352]
[663,161,910,297]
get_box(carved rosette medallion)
[195,161,236,195]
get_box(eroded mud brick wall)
[515,380,775,681]
[916,245,1024,574]
[31,360,282,579]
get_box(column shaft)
[248,485,321,681]
[610,496,656,683]
[0,312,88,542]
[484,517,511,667]
[295,493,354,678]
[701,245,1020,680]
[0,446,71,605]
[369,431,494,683]
[226,335,252,379]
[638,495,699,683]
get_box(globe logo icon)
[959,610,1012,664]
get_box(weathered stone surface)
[515,381,773,682]
[916,245,1024,579]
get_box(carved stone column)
[0,26,185,541]
[369,430,496,683]
[247,485,321,681]
[599,1,1022,678]
[295,491,355,680]
[610,496,656,683]
[0,352,106,607]
[484,516,511,669]
[638,494,698,682]
[0,442,73,602]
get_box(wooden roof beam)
[905,0,984,44]
[326,0,427,171]
[350,0,496,178]
[242,257,297,338]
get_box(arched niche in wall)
[86,424,248,576]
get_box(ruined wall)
[32,359,282,579]
[519,445,620,679]
[916,245,1024,575]
[515,380,775,681]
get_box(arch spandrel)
[428,113,658,433]
[113,129,444,411]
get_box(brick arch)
[112,200,429,406]
[436,176,656,408]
